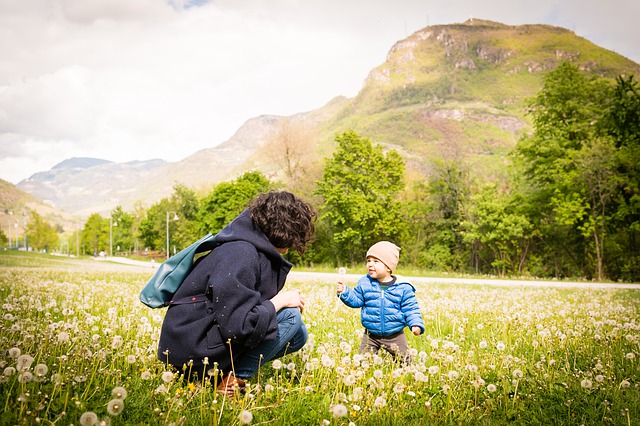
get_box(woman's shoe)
[216,374,246,397]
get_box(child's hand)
[411,326,421,336]
[336,282,345,294]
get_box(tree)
[110,206,135,254]
[513,62,616,280]
[260,117,316,189]
[198,171,271,234]
[82,213,106,255]
[25,211,58,252]
[315,130,406,264]
[462,186,533,277]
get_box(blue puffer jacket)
[339,275,425,336]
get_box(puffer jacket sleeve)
[339,279,366,308]
[401,285,425,334]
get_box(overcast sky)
[1,0,638,184]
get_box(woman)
[157,190,316,396]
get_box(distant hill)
[16,19,640,218]
[0,178,79,242]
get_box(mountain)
[16,19,640,218]
[0,178,80,242]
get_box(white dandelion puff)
[239,410,253,424]
[581,379,592,389]
[487,384,497,393]
[17,371,33,383]
[79,411,99,426]
[161,371,174,383]
[496,341,506,351]
[373,396,387,408]
[331,404,348,418]
[8,347,20,359]
[34,363,48,377]
[107,398,124,416]
[272,360,282,370]
[111,387,127,400]
[16,354,34,371]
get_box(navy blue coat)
[157,209,291,373]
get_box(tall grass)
[0,252,638,425]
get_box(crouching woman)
[157,190,316,396]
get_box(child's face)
[366,256,392,282]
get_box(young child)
[336,241,424,363]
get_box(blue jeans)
[233,307,307,379]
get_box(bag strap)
[165,294,209,306]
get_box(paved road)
[99,256,640,289]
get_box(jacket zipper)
[380,288,386,335]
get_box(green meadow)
[1,252,638,425]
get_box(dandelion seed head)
[513,369,523,379]
[34,363,48,377]
[239,410,253,424]
[487,384,497,393]
[595,375,605,383]
[272,360,282,370]
[625,353,635,360]
[581,379,593,389]
[161,371,174,383]
[393,382,405,393]
[57,332,70,343]
[111,387,127,400]
[79,411,99,426]
[331,403,348,418]
[126,355,136,364]
[373,396,386,408]
[479,340,488,349]
[8,347,21,359]
[496,341,506,351]
[106,398,124,416]
[620,380,630,388]
[428,366,439,375]
[18,371,33,383]
[16,354,34,371]
[141,371,152,380]
[448,370,459,380]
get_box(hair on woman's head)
[249,190,317,253]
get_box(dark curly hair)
[249,190,317,254]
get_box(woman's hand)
[270,289,305,313]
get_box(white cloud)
[1,0,638,184]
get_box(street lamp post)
[166,211,179,260]
[109,217,118,257]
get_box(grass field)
[1,251,639,425]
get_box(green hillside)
[315,19,640,184]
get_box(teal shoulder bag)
[139,233,218,308]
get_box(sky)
[1,0,638,185]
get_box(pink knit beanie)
[366,241,401,272]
